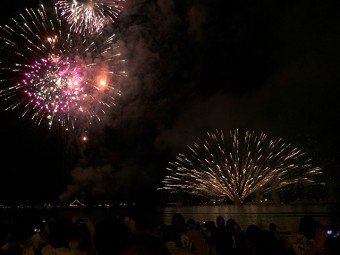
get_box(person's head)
[216,215,225,227]
[48,217,73,248]
[94,216,131,255]
[163,225,181,243]
[269,222,277,232]
[171,213,186,232]
[299,215,318,239]
[246,224,261,243]
[317,219,329,229]
[203,221,216,232]
[187,218,195,229]
[226,218,236,228]
[195,221,202,230]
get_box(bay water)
[1,203,338,234]
[158,203,340,233]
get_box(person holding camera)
[286,215,329,255]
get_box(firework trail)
[159,129,323,203]
[55,0,125,35]
[0,4,126,131]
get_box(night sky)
[0,0,339,204]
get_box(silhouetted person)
[201,221,216,255]
[226,218,242,254]
[210,215,235,255]
[186,218,206,255]
[163,225,194,255]
[170,214,193,252]
[93,216,131,255]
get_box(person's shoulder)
[53,247,85,255]
[119,232,170,255]
[180,232,194,250]
[41,245,55,255]
[171,245,194,255]
[286,233,308,246]
[186,229,199,236]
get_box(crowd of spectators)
[1,212,339,255]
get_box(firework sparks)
[158,129,323,203]
[0,4,126,131]
[55,0,125,35]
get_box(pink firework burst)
[0,4,126,131]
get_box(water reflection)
[159,203,339,232]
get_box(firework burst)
[159,129,323,203]
[0,4,126,131]
[55,0,125,35]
